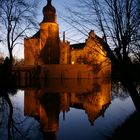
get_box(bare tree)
[0,0,39,64]
[62,0,140,112]
[63,0,140,64]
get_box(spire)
[42,0,56,23]
[48,0,52,4]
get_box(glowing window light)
[71,61,75,64]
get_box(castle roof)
[70,43,85,50]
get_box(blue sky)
[39,0,86,44]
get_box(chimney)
[63,31,65,42]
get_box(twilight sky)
[39,0,86,44]
[0,0,87,59]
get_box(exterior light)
[71,61,74,64]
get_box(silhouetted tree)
[63,0,140,64]
[63,0,140,112]
[0,0,39,64]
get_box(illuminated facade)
[70,31,109,65]
[24,0,110,68]
[60,30,110,66]
[24,0,60,65]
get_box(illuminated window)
[71,61,75,64]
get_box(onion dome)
[42,0,56,23]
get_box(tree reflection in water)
[0,88,17,140]
[112,81,129,100]
[0,88,41,140]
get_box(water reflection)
[24,79,111,139]
[0,78,136,140]
[0,88,17,140]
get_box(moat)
[0,78,136,140]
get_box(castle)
[24,0,111,79]
[24,0,60,65]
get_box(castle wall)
[24,22,60,65]
[24,38,41,65]
[39,22,60,64]
[60,41,71,64]
[39,64,111,79]
[84,34,109,65]
[71,49,84,64]
[69,31,110,66]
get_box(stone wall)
[40,64,111,79]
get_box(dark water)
[0,79,136,140]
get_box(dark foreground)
[110,111,140,140]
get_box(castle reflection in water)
[24,78,111,138]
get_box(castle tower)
[24,0,60,65]
[40,0,60,64]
